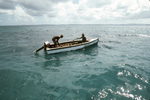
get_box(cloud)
[50,0,69,3]
[86,0,112,8]
[19,0,51,11]
[128,10,150,19]
[0,0,15,10]
[0,0,150,25]
[13,6,34,21]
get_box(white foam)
[138,34,150,38]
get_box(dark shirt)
[82,37,86,42]
[79,36,86,42]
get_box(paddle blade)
[33,46,44,53]
[33,50,37,53]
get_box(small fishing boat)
[43,38,99,54]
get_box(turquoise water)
[0,25,150,100]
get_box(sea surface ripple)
[0,24,150,100]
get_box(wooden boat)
[44,38,99,54]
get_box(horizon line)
[0,23,150,27]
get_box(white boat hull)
[45,38,99,54]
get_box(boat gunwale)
[46,38,98,51]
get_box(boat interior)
[47,40,89,49]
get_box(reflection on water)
[72,66,150,100]
[44,55,62,67]
[82,43,99,56]
[41,55,62,71]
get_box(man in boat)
[52,35,63,46]
[77,33,87,42]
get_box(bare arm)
[77,37,82,39]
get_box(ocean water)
[0,24,150,100]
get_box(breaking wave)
[118,34,150,38]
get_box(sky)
[0,0,150,25]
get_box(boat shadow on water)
[80,43,99,56]
[41,43,99,70]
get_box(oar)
[71,38,81,44]
[33,45,44,53]
[72,38,79,41]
